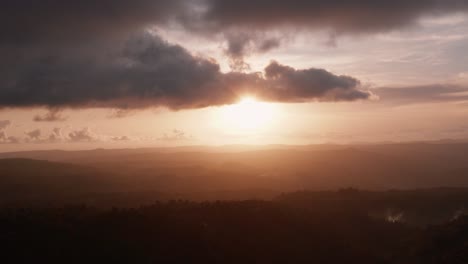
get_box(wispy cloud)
[33,109,67,122]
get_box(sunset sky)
[1,1,468,151]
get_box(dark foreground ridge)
[1,191,468,264]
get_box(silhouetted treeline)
[1,196,468,263]
[278,188,468,226]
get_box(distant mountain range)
[1,142,468,207]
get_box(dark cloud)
[0,1,466,60]
[373,84,468,105]
[224,33,282,71]
[225,33,252,60]
[0,33,371,110]
[33,109,67,122]
[185,0,468,52]
[0,33,229,109]
[2,1,467,46]
[198,0,468,34]
[0,0,186,45]
[2,1,465,111]
[261,61,370,102]
[224,33,253,71]
[258,38,281,53]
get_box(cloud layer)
[33,109,67,122]
[187,0,468,57]
[3,1,467,45]
[1,125,129,145]
[0,33,371,110]
[197,0,468,34]
[0,125,193,145]
[0,120,19,144]
[0,0,185,45]
[374,84,468,105]
[1,1,466,111]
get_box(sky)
[1,0,468,151]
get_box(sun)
[217,97,277,133]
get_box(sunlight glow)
[217,97,277,133]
